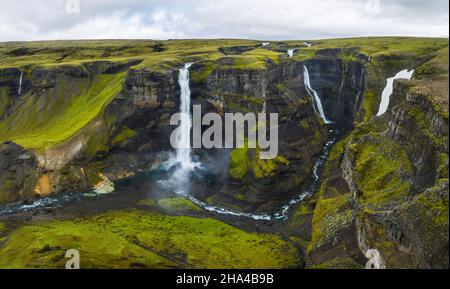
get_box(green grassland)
[0,71,126,150]
[0,37,447,151]
[0,209,299,269]
[2,37,446,72]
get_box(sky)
[0,0,448,42]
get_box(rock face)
[306,46,449,269]
[346,81,449,268]
[0,39,448,269]
[0,142,37,203]
[303,50,365,129]
[0,47,366,213]
[187,56,364,213]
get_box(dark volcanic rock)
[0,142,38,203]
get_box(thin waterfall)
[355,66,365,113]
[303,66,333,124]
[377,69,414,116]
[18,72,23,95]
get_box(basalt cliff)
[0,38,448,269]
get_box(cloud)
[0,0,448,41]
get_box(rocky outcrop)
[0,142,38,203]
[0,48,365,213]
[187,54,364,213]
[304,44,449,269]
[306,47,449,268]
[344,80,449,268]
[0,39,448,269]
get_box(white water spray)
[163,63,201,195]
[175,63,198,170]
[287,49,297,58]
[303,66,333,124]
[376,69,414,116]
[18,72,23,95]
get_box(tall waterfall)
[18,72,23,95]
[376,69,414,116]
[175,63,197,170]
[303,66,333,124]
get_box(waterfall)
[287,49,296,58]
[376,69,414,116]
[261,42,270,47]
[303,66,333,124]
[175,63,197,170]
[303,42,312,48]
[18,72,23,95]
[355,67,365,112]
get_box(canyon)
[0,38,448,269]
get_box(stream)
[0,63,339,222]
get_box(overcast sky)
[0,0,448,42]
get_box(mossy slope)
[0,210,299,269]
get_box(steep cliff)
[0,38,448,269]
[0,40,365,211]
[306,44,449,269]
[188,54,364,214]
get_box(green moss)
[310,37,448,60]
[407,106,447,146]
[292,48,317,62]
[252,154,289,180]
[328,134,353,162]
[308,193,354,253]
[362,89,378,122]
[1,37,446,151]
[0,71,127,150]
[112,127,136,145]
[83,119,110,156]
[234,193,248,201]
[0,87,11,117]
[137,198,157,207]
[354,143,411,207]
[411,179,449,228]
[241,48,281,64]
[190,61,215,83]
[438,153,449,179]
[157,197,203,213]
[228,147,249,180]
[0,214,174,269]
[229,140,290,181]
[299,119,310,129]
[416,46,449,77]
[253,156,277,179]
[83,162,107,185]
[232,56,267,70]
[352,139,412,207]
[0,210,299,269]
[250,144,290,180]
[308,257,363,269]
